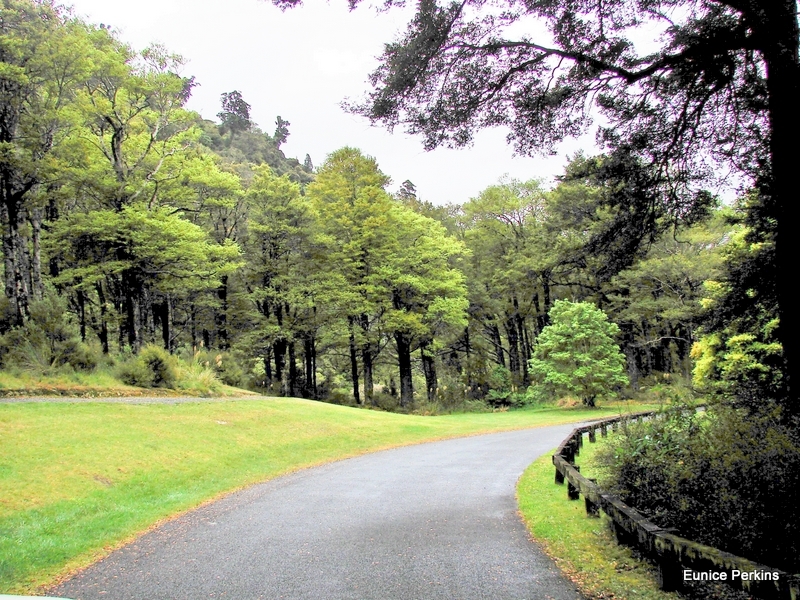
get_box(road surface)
[53,425,584,600]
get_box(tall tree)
[307,148,392,404]
[0,1,96,324]
[65,38,202,351]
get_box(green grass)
[0,397,653,594]
[517,436,678,600]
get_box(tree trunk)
[304,335,317,399]
[160,296,171,352]
[348,316,360,404]
[488,322,505,367]
[362,345,374,405]
[274,303,286,388]
[505,314,521,379]
[29,207,43,301]
[273,338,287,387]
[760,0,800,412]
[1,199,30,325]
[96,283,110,354]
[395,331,414,407]
[215,275,229,350]
[288,340,297,397]
[190,303,197,352]
[123,270,141,352]
[264,347,273,387]
[77,289,86,342]
[541,272,552,327]
[420,340,438,402]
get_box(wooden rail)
[552,411,800,599]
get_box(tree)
[71,41,200,351]
[245,165,321,396]
[308,147,467,406]
[273,116,290,148]
[306,147,393,404]
[48,204,240,353]
[217,90,252,141]
[0,0,97,324]
[274,0,796,412]
[529,300,628,406]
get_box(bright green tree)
[529,300,628,406]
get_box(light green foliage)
[689,202,784,405]
[308,148,467,405]
[529,300,628,406]
[71,41,200,211]
[49,204,240,295]
[0,1,103,323]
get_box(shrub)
[0,292,97,372]
[596,404,800,572]
[191,349,246,388]
[118,345,178,388]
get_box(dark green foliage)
[0,292,97,371]
[118,345,178,388]
[217,90,252,138]
[597,406,800,572]
[485,365,526,407]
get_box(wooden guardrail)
[552,411,800,599]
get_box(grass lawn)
[0,397,653,594]
[517,433,678,600]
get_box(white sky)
[65,0,594,204]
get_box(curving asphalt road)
[53,425,584,600]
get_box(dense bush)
[596,405,800,572]
[117,345,178,388]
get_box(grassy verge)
[517,436,678,600]
[0,365,253,398]
[0,398,653,594]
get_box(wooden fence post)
[589,428,596,443]
[585,478,599,516]
[656,558,683,592]
[564,443,575,464]
[555,465,564,485]
[568,465,580,500]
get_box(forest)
[2,0,799,577]
[1,0,747,411]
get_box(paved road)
[53,425,584,600]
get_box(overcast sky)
[65,0,594,205]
